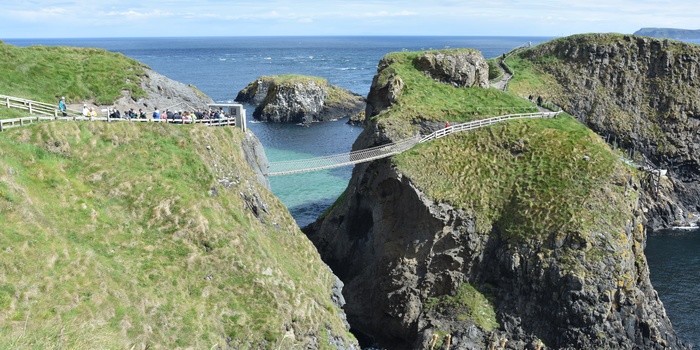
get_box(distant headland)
[635,27,700,39]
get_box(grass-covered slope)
[394,114,633,239]
[503,33,700,229]
[0,122,353,349]
[0,41,147,105]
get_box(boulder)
[413,50,490,88]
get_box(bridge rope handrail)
[266,111,560,176]
[266,136,421,176]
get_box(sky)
[1,0,698,38]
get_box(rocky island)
[305,44,688,349]
[634,28,700,40]
[235,74,365,124]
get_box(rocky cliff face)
[235,75,365,124]
[516,34,700,230]
[111,68,214,113]
[305,48,685,349]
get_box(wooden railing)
[0,114,236,132]
[0,94,237,132]
[1,94,81,117]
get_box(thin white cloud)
[8,7,69,21]
[357,10,417,18]
[99,9,173,19]
[2,0,700,38]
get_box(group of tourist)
[142,107,231,123]
[58,97,231,123]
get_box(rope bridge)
[266,111,560,176]
[0,94,559,176]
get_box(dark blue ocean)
[4,36,698,347]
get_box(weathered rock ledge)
[85,67,215,115]
[235,75,365,124]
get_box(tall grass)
[0,121,353,349]
[393,114,634,241]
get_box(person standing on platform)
[58,97,67,116]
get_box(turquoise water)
[245,118,362,227]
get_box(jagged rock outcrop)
[305,48,686,349]
[364,49,489,123]
[235,75,365,124]
[112,67,214,113]
[515,33,700,230]
[413,51,490,88]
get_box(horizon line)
[2,34,571,41]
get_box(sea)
[4,36,698,347]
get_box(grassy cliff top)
[369,50,538,138]
[0,42,148,105]
[373,48,637,241]
[0,122,353,348]
[260,74,328,87]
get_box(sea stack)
[235,74,365,124]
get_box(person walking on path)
[58,97,67,116]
